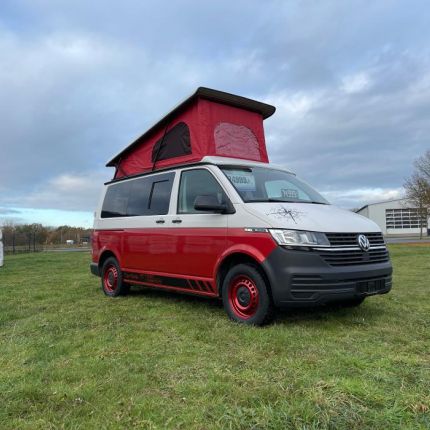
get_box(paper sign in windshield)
[225,171,256,191]
[281,188,299,200]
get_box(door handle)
[172,219,182,224]
[155,219,165,224]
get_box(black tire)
[342,297,365,307]
[222,263,274,326]
[101,257,130,297]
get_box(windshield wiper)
[246,198,328,204]
[246,198,298,203]
[267,198,298,203]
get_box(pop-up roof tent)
[107,87,276,179]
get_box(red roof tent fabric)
[107,87,276,179]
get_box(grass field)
[0,246,429,429]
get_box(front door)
[165,168,229,279]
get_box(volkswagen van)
[90,88,392,325]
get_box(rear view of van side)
[91,88,392,325]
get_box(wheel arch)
[215,252,273,300]
[98,249,121,270]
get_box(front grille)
[317,248,389,266]
[326,232,385,247]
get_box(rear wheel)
[222,264,274,326]
[101,257,130,297]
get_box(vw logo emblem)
[357,234,370,252]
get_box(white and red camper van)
[91,88,392,325]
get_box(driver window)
[178,169,227,214]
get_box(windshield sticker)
[281,188,299,200]
[225,171,256,191]
[266,205,303,224]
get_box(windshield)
[221,166,329,204]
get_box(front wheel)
[222,264,274,326]
[101,257,130,297]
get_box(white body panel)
[94,160,383,236]
[244,202,380,233]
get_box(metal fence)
[2,230,43,253]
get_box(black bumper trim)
[261,247,393,307]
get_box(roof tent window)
[151,122,191,162]
[214,122,261,161]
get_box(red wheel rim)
[228,275,259,319]
[103,264,118,293]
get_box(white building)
[357,198,429,237]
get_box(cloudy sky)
[1,0,429,227]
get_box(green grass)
[0,246,429,429]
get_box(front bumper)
[262,246,393,307]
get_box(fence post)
[12,230,15,254]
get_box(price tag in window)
[225,171,256,191]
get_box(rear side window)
[101,181,131,218]
[101,172,175,218]
[178,169,228,214]
[127,177,151,216]
[148,179,172,215]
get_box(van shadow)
[274,302,383,325]
[128,286,222,310]
[128,286,384,326]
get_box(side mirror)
[194,195,233,214]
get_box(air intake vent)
[290,275,392,296]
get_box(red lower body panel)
[93,227,277,297]
[122,228,227,276]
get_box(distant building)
[356,198,429,237]
[66,239,75,245]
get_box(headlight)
[269,229,330,247]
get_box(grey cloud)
[0,208,20,214]
[2,170,111,212]
[265,49,430,195]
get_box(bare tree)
[404,152,430,238]
[414,150,430,184]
